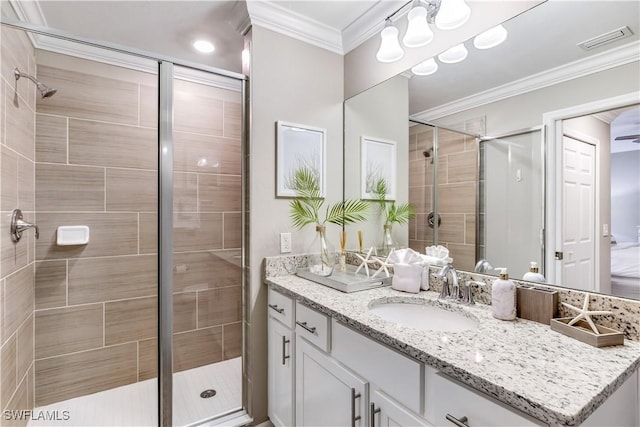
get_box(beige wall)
[1,25,37,425]
[247,25,344,423]
[31,51,242,406]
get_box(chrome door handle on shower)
[10,209,39,242]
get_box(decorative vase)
[380,223,397,256]
[308,225,336,277]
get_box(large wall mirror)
[344,1,640,300]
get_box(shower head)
[14,68,57,98]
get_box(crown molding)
[246,0,343,54]
[411,40,640,122]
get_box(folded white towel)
[391,263,422,293]
[420,263,430,290]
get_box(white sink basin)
[369,302,478,333]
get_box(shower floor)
[28,357,244,427]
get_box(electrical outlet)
[280,232,292,253]
[603,223,609,237]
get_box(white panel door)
[268,316,294,427]
[561,135,596,290]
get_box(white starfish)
[355,247,378,277]
[561,293,612,334]
[372,252,394,278]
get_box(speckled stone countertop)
[266,274,640,427]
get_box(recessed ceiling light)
[193,40,215,54]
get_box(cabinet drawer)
[425,370,545,426]
[295,302,331,352]
[332,319,423,415]
[268,287,294,328]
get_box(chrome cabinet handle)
[268,304,284,314]
[281,336,290,365]
[296,321,317,334]
[10,209,39,242]
[370,403,380,427]
[446,414,469,427]
[351,388,361,427]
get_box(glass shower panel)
[481,129,544,278]
[0,23,160,425]
[408,123,436,251]
[171,65,243,426]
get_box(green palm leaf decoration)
[372,177,414,225]
[289,166,368,229]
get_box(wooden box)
[550,317,625,347]
[516,286,558,325]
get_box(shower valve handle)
[10,209,39,242]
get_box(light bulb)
[438,43,468,63]
[473,24,508,49]
[435,0,471,30]
[193,40,215,53]
[376,23,404,63]
[403,5,433,48]
[411,58,438,76]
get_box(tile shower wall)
[32,52,242,406]
[1,26,37,425]
[408,124,478,271]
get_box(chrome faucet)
[437,264,459,300]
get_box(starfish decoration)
[561,293,612,334]
[354,247,378,277]
[371,252,394,278]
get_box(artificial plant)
[373,177,414,225]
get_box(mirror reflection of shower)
[14,67,57,98]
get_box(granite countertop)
[266,274,640,426]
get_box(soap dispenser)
[522,261,546,283]
[492,268,516,320]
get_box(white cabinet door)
[296,336,367,427]
[268,316,295,427]
[370,389,430,427]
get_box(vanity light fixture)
[411,57,438,75]
[376,0,471,64]
[437,43,468,63]
[193,39,215,54]
[473,24,508,49]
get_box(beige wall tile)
[1,213,29,277]
[35,114,67,164]
[68,255,156,305]
[409,186,426,215]
[173,213,223,252]
[174,87,223,136]
[446,243,476,271]
[139,84,158,128]
[437,182,476,214]
[27,366,34,410]
[106,168,157,212]
[198,286,241,328]
[139,213,157,254]
[5,76,35,162]
[409,158,425,189]
[5,374,29,426]
[35,260,67,310]
[223,321,242,359]
[465,214,476,245]
[35,342,137,406]
[35,304,103,359]
[198,174,241,212]
[173,327,222,372]
[1,145,19,211]
[415,213,434,244]
[1,81,5,145]
[447,151,478,184]
[105,297,156,346]
[36,213,139,260]
[223,101,241,140]
[173,251,242,293]
[4,265,34,339]
[35,164,105,212]
[1,27,32,99]
[174,173,198,213]
[438,129,466,156]
[16,313,33,383]
[438,214,465,244]
[415,128,433,154]
[224,213,241,249]
[174,292,197,333]
[68,119,157,169]
[17,155,34,212]
[1,335,17,409]
[174,132,240,175]
[138,338,157,381]
[35,65,138,125]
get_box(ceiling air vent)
[578,26,634,51]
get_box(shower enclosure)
[0,20,247,427]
